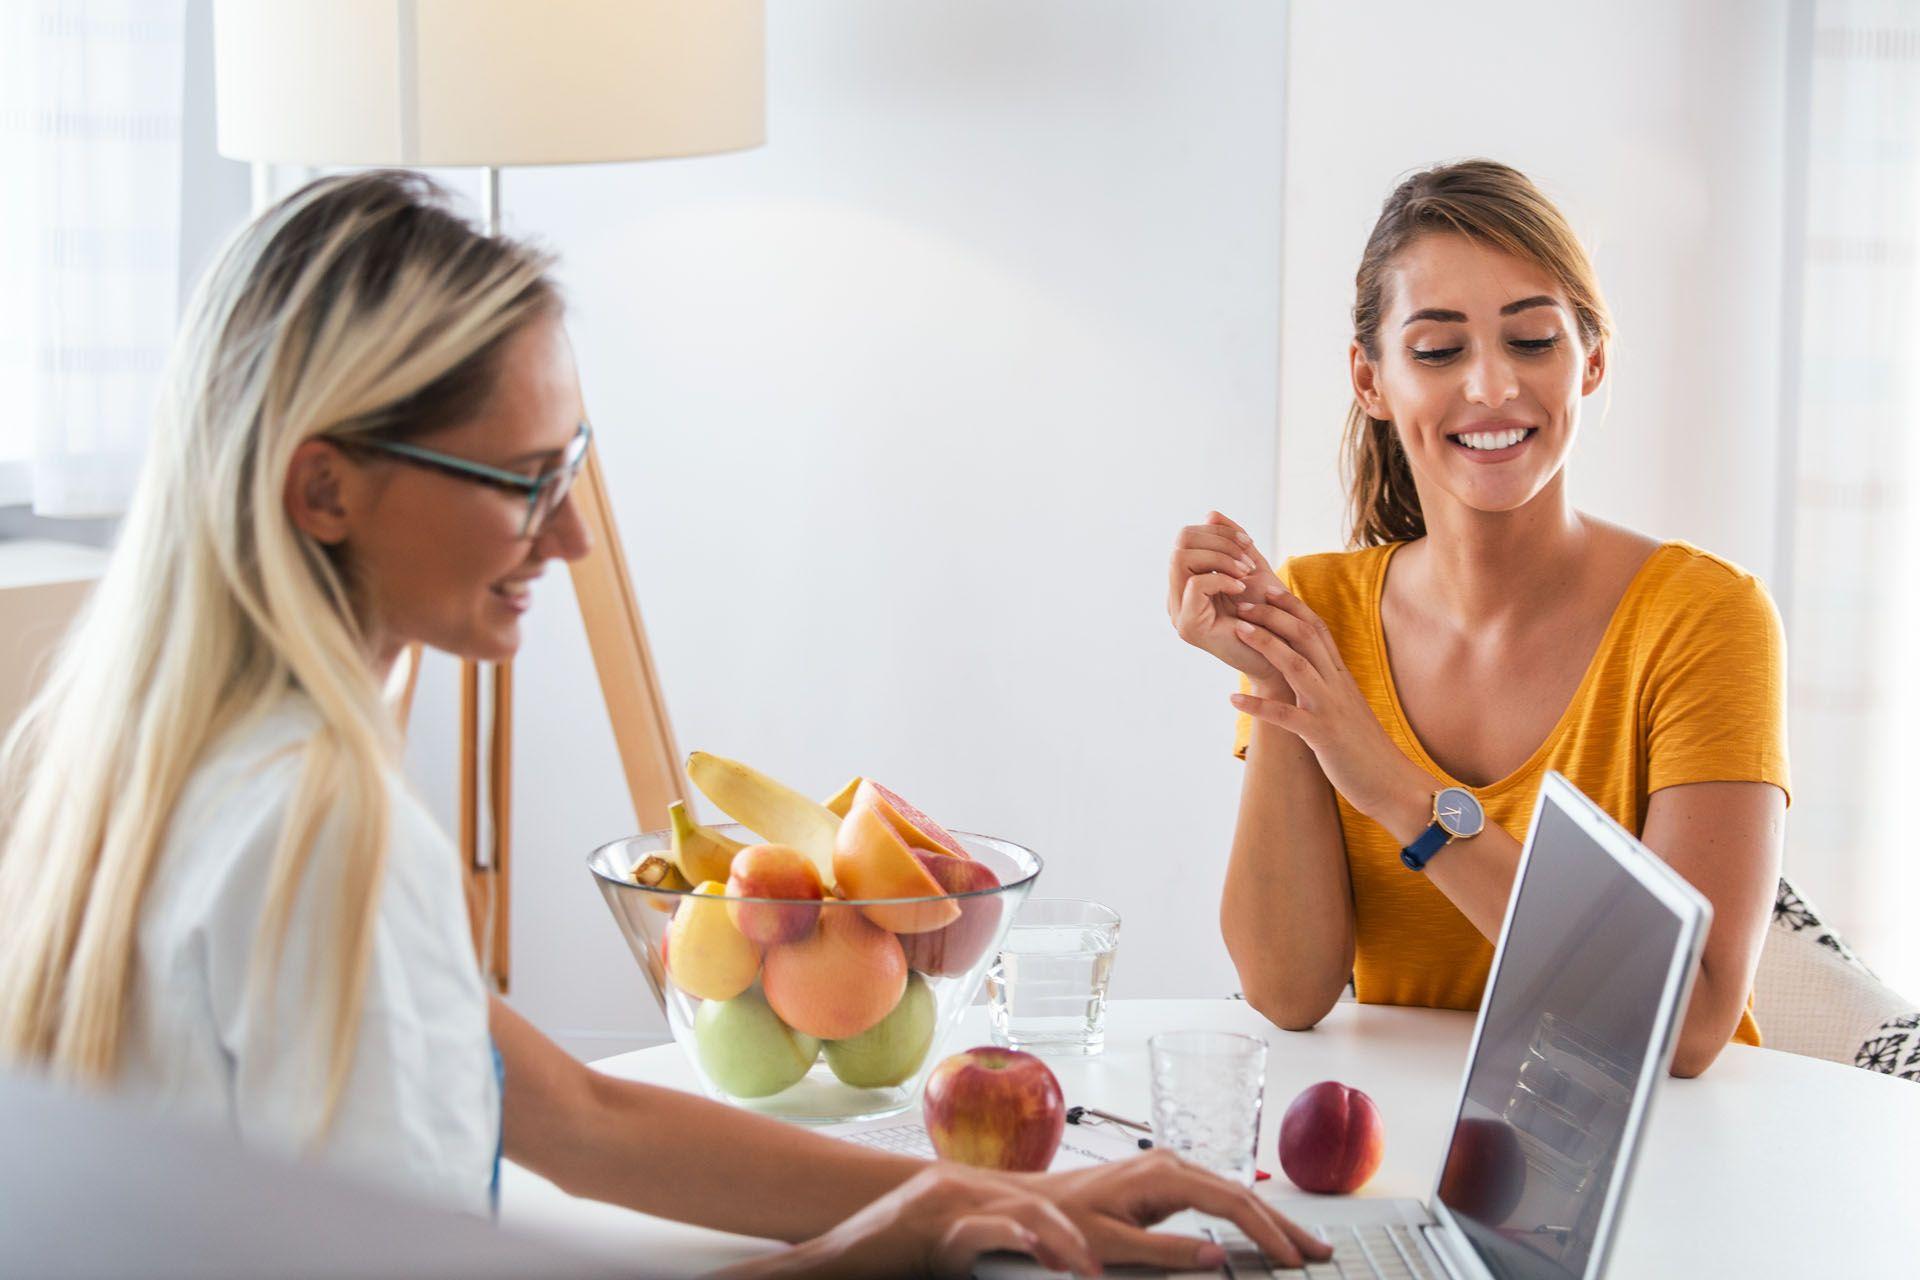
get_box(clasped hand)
[1167,511,1429,823]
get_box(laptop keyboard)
[1210,1222,1445,1279]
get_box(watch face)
[1435,786,1485,839]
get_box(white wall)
[406,1,1800,1059]
[405,1,1291,1057]
[1278,1,1791,578]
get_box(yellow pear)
[664,880,761,1002]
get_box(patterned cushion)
[1757,877,1918,1082]
[1771,880,1867,970]
[1855,1013,1920,1082]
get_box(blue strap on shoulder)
[488,1039,505,1220]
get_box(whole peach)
[726,844,824,946]
[1278,1080,1385,1194]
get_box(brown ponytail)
[1341,160,1612,548]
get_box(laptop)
[982,769,1711,1280]
[0,1067,627,1279]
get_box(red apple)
[1278,1080,1385,1194]
[922,1047,1064,1172]
[1436,1116,1526,1223]
[726,844,824,945]
[899,851,1002,976]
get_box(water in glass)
[985,899,1119,1056]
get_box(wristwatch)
[1400,785,1484,871]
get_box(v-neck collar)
[1367,539,1673,796]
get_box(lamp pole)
[216,0,764,1000]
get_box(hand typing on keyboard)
[1209,1222,1442,1278]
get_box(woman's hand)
[747,1164,1098,1279]
[739,1150,1331,1278]
[1028,1149,1331,1271]
[1228,585,1436,824]
[1167,511,1290,689]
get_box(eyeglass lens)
[526,455,584,536]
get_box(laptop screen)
[1434,789,1686,1280]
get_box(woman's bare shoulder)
[1578,517,1667,594]
[1584,516,1664,564]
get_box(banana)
[629,852,693,914]
[669,800,747,886]
[686,751,841,887]
[822,776,864,819]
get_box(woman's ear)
[1582,339,1608,396]
[284,440,357,545]
[1351,342,1389,419]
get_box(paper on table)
[826,1114,1151,1171]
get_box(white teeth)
[1456,428,1528,451]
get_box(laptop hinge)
[1422,1222,1494,1280]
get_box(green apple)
[693,987,821,1098]
[824,972,937,1088]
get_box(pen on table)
[1065,1105,1155,1148]
[1064,1106,1275,1179]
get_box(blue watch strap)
[1401,822,1450,871]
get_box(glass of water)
[1148,1030,1268,1186]
[985,898,1120,1056]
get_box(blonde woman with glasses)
[0,172,1326,1278]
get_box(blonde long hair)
[1342,161,1613,547]
[0,171,555,1131]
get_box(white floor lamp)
[211,0,765,991]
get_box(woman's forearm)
[1374,772,1746,1075]
[529,1071,923,1241]
[493,997,923,1242]
[1371,765,1523,940]
[1222,716,1356,1029]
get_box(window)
[0,1,185,516]
[1780,4,1920,994]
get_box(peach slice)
[832,799,961,935]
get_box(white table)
[502,999,1920,1277]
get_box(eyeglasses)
[335,421,593,538]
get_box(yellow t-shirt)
[1233,540,1790,1046]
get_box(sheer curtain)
[0,1,185,516]
[1781,0,1920,994]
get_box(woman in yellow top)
[1166,160,1788,1077]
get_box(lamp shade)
[213,0,764,167]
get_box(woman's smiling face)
[1351,232,1606,518]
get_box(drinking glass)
[1148,1030,1268,1186]
[985,898,1120,1056]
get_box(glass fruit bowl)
[590,824,1041,1124]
